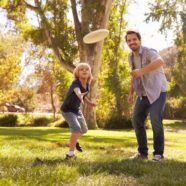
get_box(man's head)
[125,30,141,52]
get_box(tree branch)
[24,1,40,14]
[25,0,75,72]
[100,0,113,28]
[70,0,83,44]
[52,47,75,72]
[115,0,126,63]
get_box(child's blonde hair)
[73,62,93,84]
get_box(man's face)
[126,33,141,52]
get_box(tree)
[35,55,72,119]
[146,0,186,95]
[35,62,57,118]
[13,87,37,112]
[0,34,23,109]
[0,0,113,128]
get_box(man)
[126,30,168,162]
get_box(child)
[61,62,96,159]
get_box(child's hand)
[88,102,96,107]
[80,91,88,104]
[74,88,88,104]
[82,91,88,97]
[82,95,96,107]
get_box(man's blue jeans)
[132,92,167,156]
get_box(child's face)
[78,66,90,79]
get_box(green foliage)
[146,0,186,95]
[105,116,132,129]
[164,97,186,119]
[172,31,186,95]
[0,34,23,107]
[17,114,34,126]
[168,80,182,97]
[52,120,69,128]
[19,48,72,115]
[54,61,73,102]
[0,35,22,89]
[22,26,46,45]
[15,88,37,112]
[0,0,26,22]
[0,87,36,112]
[96,86,115,128]
[146,1,178,32]
[33,53,72,114]
[81,0,105,31]
[0,114,17,127]
[0,0,78,63]
[0,113,63,127]
[33,117,51,127]
[97,0,131,127]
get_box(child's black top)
[61,79,89,114]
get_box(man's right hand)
[127,93,134,104]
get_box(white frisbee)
[83,29,109,44]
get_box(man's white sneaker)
[152,154,163,162]
[130,153,148,160]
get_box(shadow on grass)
[0,127,70,145]
[165,121,186,131]
[0,127,137,147]
[32,156,186,184]
[0,127,69,134]
[76,158,186,177]
[81,135,137,148]
[0,127,69,137]
[32,157,66,167]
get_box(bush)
[0,113,68,127]
[104,116,132,129]
[0,114,18,127]
[17,114,34,126]
[50,118,69,128]
[164,97,186,119]
[53,120,69,128]
[32,117,51,126]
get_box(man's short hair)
[125,30,141,42]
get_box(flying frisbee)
[83,29,109,44]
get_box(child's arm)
[84,97,96,107]
[74,88,88,104]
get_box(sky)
[125,0,174,51]
[0,0,174,51]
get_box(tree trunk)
[50,84,56,120]
[74,0,113,129]
[82,43,104,128]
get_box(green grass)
[0,120,186,186]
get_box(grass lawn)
[0,119,186,186]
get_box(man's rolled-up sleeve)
[146,48,162,63]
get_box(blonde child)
[61,63,96,159]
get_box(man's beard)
[130,45,139,52]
